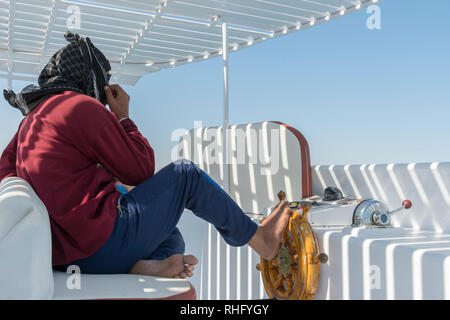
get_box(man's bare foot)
[248,201,290,260]
[128,254,198,279]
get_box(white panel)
[312,162,450,234]
[313,227,450,300]
[179,121,304,299]
[229,121,303,213]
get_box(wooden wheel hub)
[256,191,328,300]
[277,247,291,275]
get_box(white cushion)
[0,177,54,299]
[53,271,195,300]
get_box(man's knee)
[173,158,194,166]
[172,158,200,176]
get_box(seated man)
[0,32,289,279]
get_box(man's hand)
[104,84,130,120]
[115,180,135,192]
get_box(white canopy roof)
[1,0,379,86]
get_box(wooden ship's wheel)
[256,191,328,300]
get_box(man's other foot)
[129,254,198,279]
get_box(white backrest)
[179,125,226,189]
[0,177,54,299]
[178,121,311,299]
[178,121,312,212]
[312,162,450,233]
[228,122,310,213]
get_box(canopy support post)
[222,22,229,193]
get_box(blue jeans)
[56,159,258,274]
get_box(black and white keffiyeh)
[3,32,111,116]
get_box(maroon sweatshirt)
[0,91,155,266]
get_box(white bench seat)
[53,271,195,300]
[0,176,195,300]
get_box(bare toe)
[183,255,198,266]
[185,265,195,272]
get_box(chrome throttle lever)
[387,200,412,216]
[372,200,412,227]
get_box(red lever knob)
[402,200,412,209]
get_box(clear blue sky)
[1,0,449,169]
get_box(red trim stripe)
[271,121,312,198]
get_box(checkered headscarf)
[3,32,111,116]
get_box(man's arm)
[71,85,155,186]
[99,117,155,186]
[0,130,18,181]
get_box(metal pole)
[222,22,229,193]
[219,21,230,301]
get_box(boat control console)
[306,195,412,228]
[255,188,412,300]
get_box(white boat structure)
[2,0,449,300]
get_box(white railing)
[312,162,450,233]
